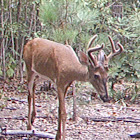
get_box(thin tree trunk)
[36,1,42,32]
[19,37,25,83]
[9,0,15,58]
[17,0,21,23]
[19,0,28,83]
[15,0,22,78]
[33,4,37,33]
[1,0,6,80]
[29,4,36,37]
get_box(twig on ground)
[1,129,55,139]
[81,116,140,123]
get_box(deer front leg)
[72,81,77,121]
[61,99,66,140]
[31,83,36,124]
[56,88,67,140]
[27,72,35,130]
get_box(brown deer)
[23,35,123,140]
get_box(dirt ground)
[0,80,140,140]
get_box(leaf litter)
[0,80,140,140]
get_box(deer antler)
[107,36,124,60]
[87,34,98,48]
[88,43,104,67]
[102,36,124,69]
[87,35,104,67]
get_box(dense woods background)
[0,0,140,101]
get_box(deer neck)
[74,64,89,82]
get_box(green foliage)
[53,28,78,43]
[39,0,100,46]
[0,89,7,110]
[109,83,140,103]
[0,90,3,99]
[129,84,140,102]
[0,67,2,76]
[0,52,16,78]
[109,8,140,83]
[6,53,17,78]
[39,0,59,24]
[39,0,140,101]
[1,0,139,101]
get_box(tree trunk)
[1,0,6,80]
[9,0,15,58]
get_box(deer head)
[79,35,124,102]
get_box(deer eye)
[94,74,100,79]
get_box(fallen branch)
[0,116,25,120]
[8,97,28,104]
[0,115,52,120]
[1,129,55,139]
[81,116,140,123]
[129,132,140,138]
[7,97,41,107]
[1,115,140,124]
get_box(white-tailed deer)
[23,35,123,140]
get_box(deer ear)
[78,51,89,65]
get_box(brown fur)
[23,35,123,140]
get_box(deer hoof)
[100,95,111,102]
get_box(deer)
[23,34,124,140]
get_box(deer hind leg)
[27,72,36,130]
[56,87,67,140]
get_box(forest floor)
[0,79,140,140]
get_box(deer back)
[23,38,87,84]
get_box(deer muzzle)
[99,79,110,102]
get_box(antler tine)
[88,43,104,67]
[108,36,124,59]
[88,44,104,54]
[108,36,116,53]
[87,34,98,48]
[117,43,124,53]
